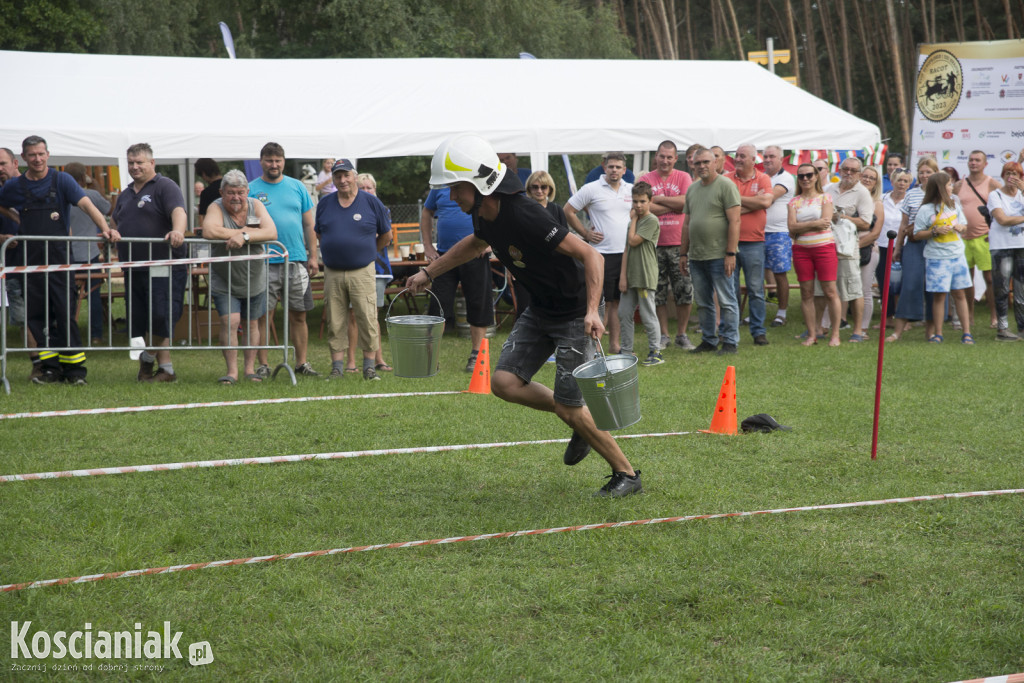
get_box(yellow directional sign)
[747,50,791,65]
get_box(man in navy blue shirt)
[316,159,392,381]
[110,143,187,383]
[0,136,116,385]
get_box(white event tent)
[0,50,879,200]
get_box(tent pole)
[636,151,649,179]
[528,152,548,174]
[562,154,577,196]
[184,160,196,231]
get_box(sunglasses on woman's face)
[797,172,815,180]
[528,184,548,191]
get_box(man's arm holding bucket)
[555,232,606,340]
[406,233,489,292]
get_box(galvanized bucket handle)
[385,287,444,320]
[592,334,611,378]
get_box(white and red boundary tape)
[2,488,1021,593]
[0,432,695,483]
[951,675,1024,683]
[0,391,465,421]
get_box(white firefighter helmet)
[429,134,506,196]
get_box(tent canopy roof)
[0,50,879,165]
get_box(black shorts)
[128,265,187,340]
[428,253,495,327]
[602,252,623,302]
[495,307,593,406]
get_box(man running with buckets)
[406,134,643,497]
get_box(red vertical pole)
[871,231,898,460]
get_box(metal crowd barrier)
[1,235,295,393]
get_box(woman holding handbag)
[858,166,885,330]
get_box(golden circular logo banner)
[916,49,963,122]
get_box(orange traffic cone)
[700,365,737,435]
[466,338,492,394]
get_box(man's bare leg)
[491,370,635,474]
[290,309,309,366]
[605,300,621,351]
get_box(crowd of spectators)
[3,135,1024,386]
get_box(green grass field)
[2,303,1023,681]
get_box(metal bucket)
[455,295,497,339]
[572,341,641,431]
[385,288,445,378]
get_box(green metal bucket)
[385,288,445,378]
[572,342,641,431]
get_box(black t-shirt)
[473,190,586,321]
[544,200,568,228]
[111,174,187,261]
[198,178,222,217]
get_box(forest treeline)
[4,0,1023,157]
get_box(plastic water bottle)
[889,261,902,295]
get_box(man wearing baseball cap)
[316,158,393,381]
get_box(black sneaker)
[753,334,769,346]
[255,364,271,380]
[689,341,718,354]
[66,377,88,386]
[641,351,665,366]
[363,366,381,381]
[31,370,62,385]
[593,470,643,497]
[563,430,592,466]
[717,343,738,355]
[295,362,319,376]
[465,351,479,373]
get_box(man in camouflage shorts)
[643,140,696,350]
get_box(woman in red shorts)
[788,163,841,347]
